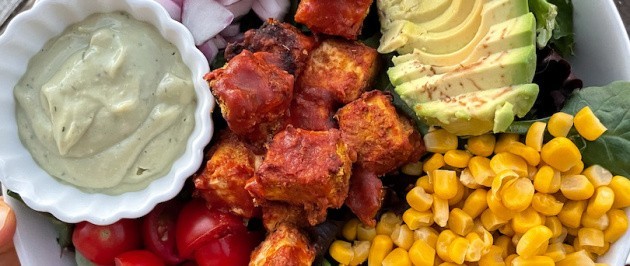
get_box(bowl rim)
[0,0,214,225]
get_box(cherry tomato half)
[194,230,263,266]
[175,199,247,258]
[142,200,184,265]
[72,219,142,265]
[114,250,165,266]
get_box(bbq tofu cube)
[193,130,260,218]
[288,86,338,131]
[205,50,293,149]
[294,0,372,40]
[344,167,384,227]
[224,19,317,75]
[249,224,315,266]
[336,90,426,175]
[299,39,378,104]
[245,126,354,225]
[261,201,315,230]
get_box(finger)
[0,197,16,254]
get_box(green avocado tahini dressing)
[13,12,196,195]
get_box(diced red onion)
[252,0,289,21]
[198,40,219,63]
[154,0,182,21]
[216,0,241,5]
[212,35,228,49]
[183,0,234,45]
[220,23,241,37]
[225,0,254,20]
[171,0,184,6]
[224,33,244,43]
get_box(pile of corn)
[329,107,630,265]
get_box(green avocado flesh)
[379,0,538,136]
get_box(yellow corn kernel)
[465,232,485,262]
[438,263,461,266]
[557,200,587,229]
[433,196,450,227]
[499,223,515,237]
[448,181,467,207]
[467,134,496,157]
[581,212,610,231]
[480,209,508,231]
[391,224,414,250]
[448,208,474,236]
[401,161,424,176]
[444,150,473,169]
[357,223,377,241]
[512,207,544,235]
[551,227,568,244]
[409,239,435,266]
[424,129,459,154]
[563,160,585,176]
[508,142,541,166]
[531,193,564,216]
[447,237,469,264]
[574,106,607,141]
[478,245,506,266]
[413,227,439,248]
[342,218,360,241]
[495,133,520,154]
[462,189,488,219]
[349,241,370,265]
[382,247,412,266]
[491,170,519,200]
[468,156,495,187]
[525,121,547,152]
[376,212,402,236]
[486,191,515,221]
[423,153,445,175]
[556,250,595,266]
[330,240,354,265]
[548,112,574,138]
[473,222,494,252]
[533,165,561,194]
[368,235,393,266]
[433,169,459,200]
[516,225,553,258]
[494,235,513,258]
[402,209,433,230]
[501,177,534,212]
[436,230,458,262]
[604,209,628,243]
[586,186,615,217]
[586,241,610,257]
[490,152,529,178]
[540,137,581,172]
[415,175,434,194]
[578,228,605,248]
[406,187,433,212]
[582,165,613,187]
[460,168,481,189]
[545,242,566,262]
[512,255,554,266]
[609,175,630,208]
[504,254,518,265]
[560,175,595,201]
[527,165,538,180]
[544,217,564,239]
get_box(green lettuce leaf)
[529,0,558,48]
[547,0,575,56]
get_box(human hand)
[0,197,18,266]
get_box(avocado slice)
[380,0,475,31]
[414,84,539,136]
[393,45,536,104]
[389,13,536,83]
[385,0,529,66]
[378,0,453,26]
[379,0,485,54]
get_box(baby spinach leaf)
[561,81,630,177]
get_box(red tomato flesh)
[115,250,165,266]
[72,219,142,265]
[194,230,264,266]
[142,200,184,265]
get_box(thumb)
[0,197,16,254]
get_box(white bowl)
[0,0,213,226]
[3,0,630,265]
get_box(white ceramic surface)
[3,0,630,265]
[0,0,213,225]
